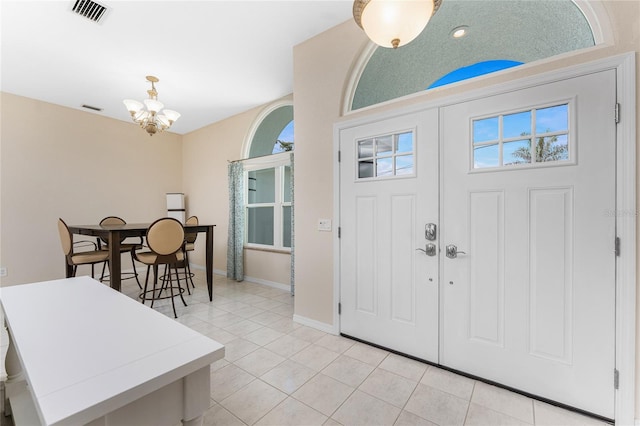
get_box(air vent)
[71,0,108,23]
[82,104,103,112]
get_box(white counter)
[1,276,224,425]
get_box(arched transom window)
[351,0,596,111]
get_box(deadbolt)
[425,223,437,241]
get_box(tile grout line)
[462,380,477,425]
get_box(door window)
[472,103,570,170]
[357,131,415,179]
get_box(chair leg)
[72,265,78,277]
[130,250,142,289]
[141,265,151,305]
[91,264,95,278]
[103,261,110,283]
[185,251,195,289]
[151,266,160,309]
[182,255,192,296]
[176,264,188,307]
[100,261,107,282]
[158,264,169,298]
[168,265,178,319]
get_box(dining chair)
[134,217,187,318]
[97,216,143,288]
[58,218,109,279]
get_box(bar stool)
[134,218,187,318]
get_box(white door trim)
[333,52,636,423]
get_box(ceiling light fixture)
[353,0,442,49]
[123,76,180,136]
[451,25,468,38]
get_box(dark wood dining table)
[66,223,216,301]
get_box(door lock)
[416,243,437,257]
[445,244,466,259]
[425,223,437,241]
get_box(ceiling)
[1,0,354,135]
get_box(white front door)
[440,70,616,418]
[339,109,439,362]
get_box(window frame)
[469,98,576,173]
[243,152,292,252]
[355,128,417,182]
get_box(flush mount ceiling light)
[353,0,442,49]
[123,76,180,136]
[451,25,469,38]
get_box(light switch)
[318,219,332,232]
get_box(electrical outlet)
[318,219,332,232]
[0,267,7,277]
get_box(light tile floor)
[1,271,612,426]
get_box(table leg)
[182,366,210,426]
[182,416,204,426]
[109,231,121,291]
[4,326,26,417]
[205,226,213,301]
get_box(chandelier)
[123,76,180,136]
[353,0,442,49]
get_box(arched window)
[273,120,294,154]
[248,104,294,158]
[243,102,294,251]
[350,0,596,111]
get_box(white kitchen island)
[1,276,224,426]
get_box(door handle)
[416,243,437,256]
[445,244,466,259]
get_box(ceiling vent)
[82,104,103,112]
[71,0,108,23]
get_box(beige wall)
[292,22,368,324]
[0,93,183,286]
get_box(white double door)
[339,70,616,418]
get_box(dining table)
[67,222,216,301]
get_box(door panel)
[468,190,505,346]
[339,109,439,362]
[441,70,616,417]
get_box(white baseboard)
[191,264,291,292]
[244,276,290,292]
[293,314,338,335]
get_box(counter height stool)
[134,217,187,318]
[160,215,198,294]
